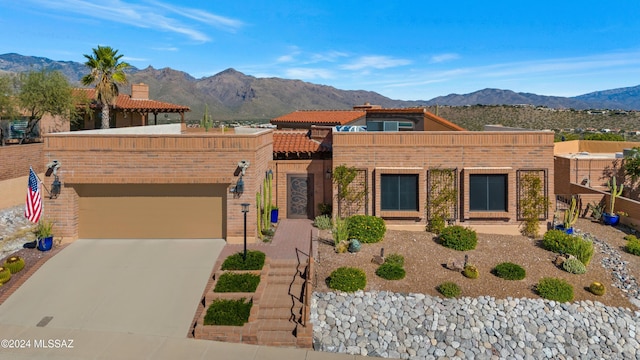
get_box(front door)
[287,174,313,219]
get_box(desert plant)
[201,104,213,131]
[562,257,587,274]
[563,197,579,230]
[426,168,458,234]
[0,266,11,285]
[335,240,349,254]
[221,251,266,271]
[589,281,606,296]
[439,225,477,251]
[203,298,252,326]
[437,281,461,298]
[328,267,366,292]
[332,165,367,218]
[375,263,406,280]
[463,264,479,279]
[384,253,405,267]
[536,277,574,302]
[34,219,54,239]
[542,230,594,265]
[626,237,640,256]
[519,172,549,238]
[333,217,350,247]
[426,216,446,234]
[318,203,332,216]
[624,234,638,242]
[607,177,624,214]
[588,202,604,221]
[347,215,386,243]
[214,273,261,293]
[3,256,25,274]
[313,214,333,230]
[493,262,526,280]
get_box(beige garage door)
[77,184,226,239]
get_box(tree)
[0,74,18,145]
[81,45,130,129]
[17,70,76,144]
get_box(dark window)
[469,174,507,211]
[381,174,418,211]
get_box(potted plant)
[270,205,279,223]
[34,219,54,251]
[558,197,579,234]
[603,177,623,226]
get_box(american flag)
[25,167,42,223]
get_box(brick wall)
[42,129,273,242]
[332,131,555,226]
[0,143,44,181]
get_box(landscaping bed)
[315,218,637,309]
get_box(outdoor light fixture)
[50,177,61,199]
[234,176,244,195]
[45,160,62,199]
[241,203,250,261]
[325,168,333,179]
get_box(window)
[381,174,418,211]
[469,174,507,211]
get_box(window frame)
[469,174,508,212]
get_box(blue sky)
[2,0,640,101]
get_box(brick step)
[256,331,298,347]
[267,275,306,286]
[258,318,298,332]
[256,306,296,320]
[268,260,299,268]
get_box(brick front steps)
[193,257,313,348]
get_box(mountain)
[1,53,639,122]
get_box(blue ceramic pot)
[602,213,620,226]
[37,236,53,251]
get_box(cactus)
[4,256,25,274]
[607,177,624,214]
[256,191,262,238]
[563,197,579,229]
[201,104,212,131]
[0,267,11,285]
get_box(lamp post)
[241,203,250,261]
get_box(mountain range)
[2,52,640,122]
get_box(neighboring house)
[271,110,365,129]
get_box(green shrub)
[328,267,366,292]
[589,282,606,296]
[335,240,349,253]
[347,215,386,244]
[542,230,594,265]
[375,263,406,280]
[313,215,333,230]
[627,237,640,256]
[214,273,261,293]
[349,215,387,244]
[0,267,10,285]
[221,251,266,271]
[624,234,638,242]
[437,282,461,298]
[4,256,25,274]
[439,225,477,251]
[384,253,405,267]
[426,216,446,234]
[203,298,252,326]
[562,258,587,274]
[536,277,574,302]
[493,262,526,280]
[318,203,332,216]
[463,264,479,279]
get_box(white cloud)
[152,47,179,52]
[341,56,411,70]
[430,53,460,63]
[285,68,334,80]
[25,0,243,42]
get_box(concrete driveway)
[0,239,225,338]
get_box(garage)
[76,184,226,239]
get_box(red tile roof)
[273,131,331,154]
[272,110,365,125]
[76,89,190,112]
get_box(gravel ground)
[315,218,639,310]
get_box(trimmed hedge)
[536,277,574,302]
[214,272,261,293]
[328,267,367,292]
[221,251,266,270]
[347,215,386,243]
[627,237,640,256]
[375,263,406,280]
[493,262,526,280]
[203,298,252,326]
[439,225,477,251]
[437,282,461,298]
[542,230,594,266]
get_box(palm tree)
[81,46,130,129]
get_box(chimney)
[131,83,149,100]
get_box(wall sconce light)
[45,160,62,199]
[325,168,333,179]
[230,175,244,198]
